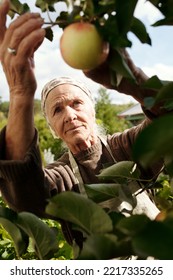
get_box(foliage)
[7,0,173,86]
[1,162,173,260]
[34,113,64,161]
[7,0,152,87]
[95,87,132,134]
[0,101,9,118]
[0,197,73,260]
[154,173,173,210]
[46,191,173,260]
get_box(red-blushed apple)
[60,22,109,70]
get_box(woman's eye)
[73,100,81,107]
[54,106,61,114]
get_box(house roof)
[117,103,143,117]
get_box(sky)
[0,0,173,104]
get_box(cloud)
[143,64,173,81]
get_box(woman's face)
[45,84,97,152]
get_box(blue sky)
[0,0,173,104]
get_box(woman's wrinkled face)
[45,84,96,150]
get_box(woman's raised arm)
[0,0,45,160]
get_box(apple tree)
[1,0,173,259]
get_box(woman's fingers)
[0,0,10,45]
[17,28,46,60]
[2,13,44,55]
[0,8,46,94]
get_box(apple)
[155,211,167,221]
[60,22,109,70]
[155,209,173,221]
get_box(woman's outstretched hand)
[0,0,45,97]
[0,0,46,160]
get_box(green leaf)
[67,6,82,24]
[97,14,119,47]
[143,76,173,109]
[131,17,151,44]
[45,27,54,41]
[116,0,138,34]
[99,0,115,5]
[78,234,117,260]
[108,49,135,81]
[46,192,113,235]
[85,183,121,203]
[0,207,28,257]
[78,234,117,259]
[132,219,173,259]
[164,154,173,176]
[78,234,133,260]
[84,182,137,215]
[22,3,30,13]
[142,75,164,90]
[109,211,125,228]
[116,214,150,236]
[163,99,173,111]
[8,0,30,17]
[36,0,57,12]
[152,17,173,26]
[155,81,173,104]
[133,115,173,168]
[16,212,58,259]
[97,161,140,183]
[83,0,95,16]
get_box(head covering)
[41,76,94,116]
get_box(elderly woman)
[0,0,164,244]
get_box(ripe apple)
[155,209,173,221]
[155,211,167,221]
[60,22,109,70]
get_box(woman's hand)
[0,0,46,160]
[0,0,45,98]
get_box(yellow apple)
[60,22,109,70]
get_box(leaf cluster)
[6,0,162,87]
[132,76,173,178]
[0,158,173,259]
[7,1,173,88]
[45,161,173,259]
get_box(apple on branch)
[60,22,109,71]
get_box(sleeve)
[0,127,78,217]
[0,127,81,245]
[0,126,49,217]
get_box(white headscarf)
[41,76,94,116]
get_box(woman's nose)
[64,106,77,123]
